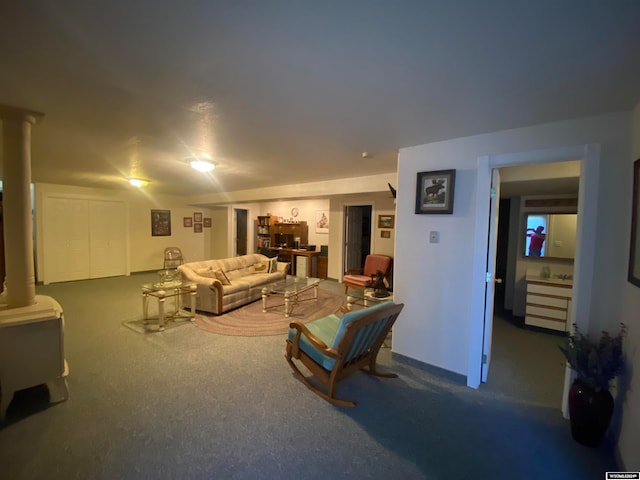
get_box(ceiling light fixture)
[189,157,216,172]
[129,178,149,187]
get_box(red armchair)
[343,254,393,294]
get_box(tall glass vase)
[568,378,614,447]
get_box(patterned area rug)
[193,288,344,336]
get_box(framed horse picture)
[415,169,456,214]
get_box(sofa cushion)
[218,254,266,274]
[343,274,372,287]
[220,279,251,294]
[241,272,282,288]
[288,314,342,370]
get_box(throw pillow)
[214,268,231,285]
[267,257,278,273]
[253,261,269,273]
[196,267,217,278]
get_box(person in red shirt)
[527,226,546,256]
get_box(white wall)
[615,102,640,471]
[208,207,230,259]
[394,112,631,378]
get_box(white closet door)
[43,197,91,283]
[89,200,127,278]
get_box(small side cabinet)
[525,279,573,332]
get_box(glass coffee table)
[141,278,197,331]
[261,277,321,317]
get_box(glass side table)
[140,279,197,331]
[345,288,393,311]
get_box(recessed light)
[129,178,149,187]
[189,158,216,172]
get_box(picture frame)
[628,159,640,287]
[194,223,203,233]
[315,211,329,234]
[415,169,456,214]
[193,212,203,223]
[151,210,171,236]
[203,218,212,228]
[381,230,391,239]
[183,217,193,227]
[378,214,395,229]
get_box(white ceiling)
[1,1,639,196]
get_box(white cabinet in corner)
[525,279,573,332]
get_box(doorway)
[235,208,248,256]
[486,193,573,406]
[343,205,372,274]
[470,144,600,417]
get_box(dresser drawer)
[526,304,567,320]
[527,282,572,298]
[526,293,568,309]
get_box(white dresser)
[525,275,573,332]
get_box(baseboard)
[391,352,467,386]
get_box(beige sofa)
[178,253,289,315]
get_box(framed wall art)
[628,158,640,287]
[204,218,212,228]
[381,230,391,239]
[184,217,193,227]
[315,211,329,234]
[415,169,456,214]
[378,214,394,229]
[194,223,203,233]
[193,212,203,223]
[151,210,171,236]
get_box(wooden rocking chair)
[285,301,404,407]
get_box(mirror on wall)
[524,213,577,259]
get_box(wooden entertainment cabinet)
[271,221,308,247]
[255,216,310,250]
[255,217,328,278]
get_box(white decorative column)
[0,105,68,422]
[0,105,43,308]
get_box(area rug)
[193,288,344,336]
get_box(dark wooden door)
[235,209,248,256]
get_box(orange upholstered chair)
[343,254,393,294]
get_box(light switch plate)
[429,231,439,243]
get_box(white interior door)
[481,168,501,383]
[43,197,90,284]
[89,200,127,278]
